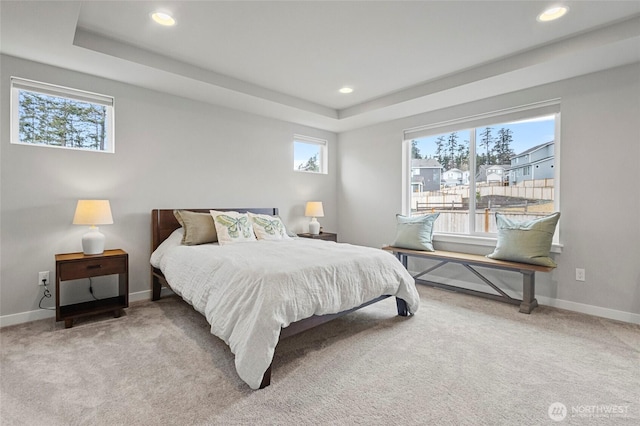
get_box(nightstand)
[297,232,338,242]
[55,249,128,328]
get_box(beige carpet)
[1,285,638,425]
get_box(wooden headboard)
[151,208,279,252]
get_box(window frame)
[402,100,562,251]
[10,77,115,153]
[293,134,328,174]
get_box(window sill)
[293,169,327,175]
[433,233,563,254]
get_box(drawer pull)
[87,264,102,270]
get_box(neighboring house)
[442,168,464,187]
[510,141,555,184]
[461,170,471,185]
[411,158,442,192]
[476,164,509,185]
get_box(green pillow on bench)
[487,212,560,267]
[392,213,440,252]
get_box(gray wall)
[0,55,337,324]
[337,63,640,322]
[2,55,639,325]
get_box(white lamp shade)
[305,201,324,218]
[73,200,113,225]
[73,200,113,255]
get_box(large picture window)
[404,101,560,241]
[10,77,115,153]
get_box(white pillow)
[249,213,292,241]
[210,210,257,245]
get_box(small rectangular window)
[10,77,115,153]
[294,135,327,174]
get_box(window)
[10,77,115,153]
[294,135,327,174]
[404,100,560,241]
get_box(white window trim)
[402,100,562,251]
[433,232,563,253]
[294,134,328,174]
[403,99,560,140]
[10,77,115,153]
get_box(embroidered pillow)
[173,210,217,245]
[391,213,440,251]
[248,213,292,241]
[487,212,560,267]
[210,210,256,245]
[276,215,298,238]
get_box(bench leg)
[519,271,538,314]
[395,252,408,269]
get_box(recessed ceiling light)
[537,6,569,22]
[339,87,353,94]
[151,11,176,26]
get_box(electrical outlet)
[575,268,585,282]
[38,271,49,286]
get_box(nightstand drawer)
[58,256,126,280]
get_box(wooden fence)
[412,178,554,212]
[414,209,553,233]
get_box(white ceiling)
[1,1,639,132]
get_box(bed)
[150,208,420,389]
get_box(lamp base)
[82,226,105,255]
[309,218,320,235]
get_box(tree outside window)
[408,114,557,235]
[294,135,327,174]
[11,77,114,153]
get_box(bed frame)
[150,208,410,388]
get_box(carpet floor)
[1,285,638,425]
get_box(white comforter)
[151,231,419,389]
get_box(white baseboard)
[535,296,640,325]
[0,288,175,328]
[415,273,640,325]
[2,283,636,327]
[0,307,56,328]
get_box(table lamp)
[305,201,324,235]
[73,200,113,255]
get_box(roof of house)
[412,158,442,168]
[512,140,554,158]
[476,164,509,180]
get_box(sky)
[293,115,556,169]
[414,115,556,158]
[294,141,321,170]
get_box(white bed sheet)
[151,231,419,389]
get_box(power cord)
[39,277,100,310]
[38,279,55,310]
[88,277,100,300]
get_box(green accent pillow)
[173,210,217,245]
[392,213,440,251]
[487,212,560,267]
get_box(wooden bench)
[382,246,555,314]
